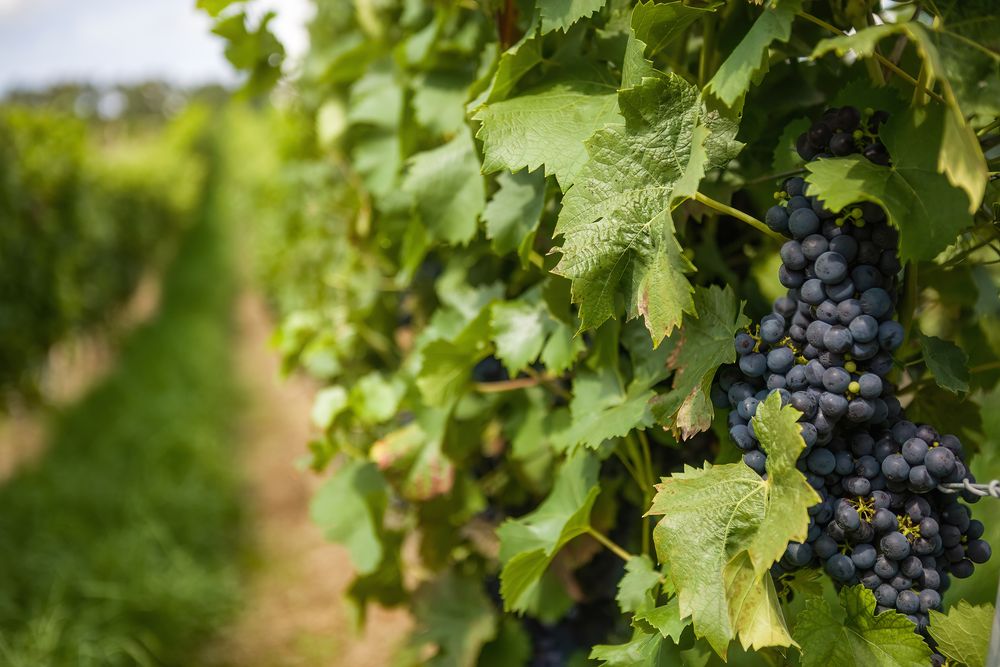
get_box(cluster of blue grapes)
[714,107,990,655]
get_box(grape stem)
[693,191,785,242]
[586,527,633,562]
[796,11,946,105]
[977,118,1000,137]
[473,373,561,394]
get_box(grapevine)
[202,0,1000,665]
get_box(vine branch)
[586,527,633,562]
[694,192,785,242]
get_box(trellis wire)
[937,479,1000,499]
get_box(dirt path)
[203,291,411,666]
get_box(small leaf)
[402,127,486,245]
[537,0,607,34]
[705,0,803,108]
[311,385,349,430]
[651,285,749,439]
[624,1,721,87]
[794,585,932,667]
[491,296,551,376]
[310,461,388,575]
[417,307,494,407]
[617,555,662,613]
[482,169,546,264]
[920,334,970,393]
[633,598,689,643]
[928,600,994,667]
[412,572,498,667]
[497,451,600,612]
[349,372,404,424]
[557,367,657,450]
[590,629,671,666]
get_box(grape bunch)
[713,106,991,655]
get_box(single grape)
[900,556,923,579]
[814,535,838,560]
[896,590,919,614]
[857,373,882,399]
[878,320,904,351]
[807,447,836,475]
[767,347,795,374]
[847,398,875,423]
[826,553,856,581]
[967,540,992,564]
[820,392,848,418]
[855,455,880,479]
[852,543,877,570]
[851,265,882,292]
[860,288,892,319]
[830,132,855,156]
[735,332,755,355]
[730,425,755,450]
[785,177,806,197]
[918,589,941,613]
[823,325,852,353]
[908,465,937,493]
[784,542,814,567]
[836,501,862,530]
[925,447,956,478]
[902,438,929,466]
[881,532,910,561]
[873,555,898,578]
[874,583,898,607]
[739,353,767,377]
[950,559,974,578]
[843,476,872,496]
[743,450,767,475]
[822,367,851,393]
[815,251,849,284]
[789,208,821,239]
[872,508,897,533]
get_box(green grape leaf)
[310,460,388,575]
[651,285,749,439]
[348,67,404,128]
[402,127,486,245]
[412,572,498,667]
[352,130,403,198]
[590,629,671,667]
[648,392,818,656]
[469,29,543,111]
[412,70,474,135]
[537,0,607,34]
[919,334,970,394]
[794,585,932,667]
[624,0,721,87]
[417,306,494,406]
[557,366,658,450]
[812,22,988,212]
[474,75,621,190]
[197,0,238,17]
[554,73,741,342]
[772,116,809,173]
[617,555,663,613]
[491,295,552,376]
[928,600,994,667]
[540,319,585,374]
[349,372,405,424]
[311,385,349,430]
[497,451,600,612]
[804,155,972,263]
[633,597,689,643]
[704,0,803,109]
[482,169,546,264]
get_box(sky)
[0,0,313,92]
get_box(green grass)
[0,147,246,666]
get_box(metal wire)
[937,479,1000,498]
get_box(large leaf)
[804,155,972,263]
[812,22,988,212]
[647,392,818,656]
[928,601,994,667]
[475,75,621,190]
[310,460,388,575]
[412,572,498,667]
[651,285,749,439]
[705,0,803,108]
[794,586,932,667]
[497,451,600,612]
[402,127,486,245]
[554,73,741,342]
